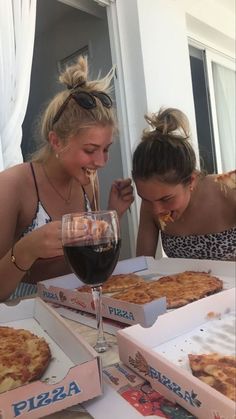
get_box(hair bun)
[66,81,86,90]
[145,107,190,138]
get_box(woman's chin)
[75,173,90,186]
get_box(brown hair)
[32,56,116,162]
[132,107,197,185]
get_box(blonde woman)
[0,56,133,301]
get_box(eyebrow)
[83,142,113,148]
[138,193,173,202]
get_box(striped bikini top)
[9,163,92,300]
[22,163,92,236]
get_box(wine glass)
[62,210,121,353]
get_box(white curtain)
[0,0,36,170]
[212,63,236,172]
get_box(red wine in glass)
[63,240,121,285]
[62,210,121,353]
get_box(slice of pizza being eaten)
[0,326,51,393]
[86,169,98,211]
[188,353,236,402]
[158,212,174,230]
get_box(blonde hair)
[132,108,197,185]
[32,56,116,162]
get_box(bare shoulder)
[0,163,29,182]
[0,163,33,213]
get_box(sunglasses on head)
[52,91,113,125]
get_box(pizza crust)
[0,326,51,393]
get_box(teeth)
[86,169,96,176]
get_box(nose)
[94,151,106,168]
[152,201,166,216]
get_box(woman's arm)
[0,168,63,301]
[136,201,159,257]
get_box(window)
[189,45,235,173]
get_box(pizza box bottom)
[117,288,235,419]
[37,256,235,329]
[0,298,102,419]
[37,256,166,328]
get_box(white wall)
[108,0,235,255]
[137,0,198,145]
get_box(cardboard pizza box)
[117,288,235,419]
[37,257,166,328]
[37,256,235,329]
[0,297,102,419]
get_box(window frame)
[205,50,235,172]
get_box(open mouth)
[85,168,97,177]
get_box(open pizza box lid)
[0,297,102,419]
[37,256,235,329]
[117,288,235,419]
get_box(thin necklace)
[42,165,73,204]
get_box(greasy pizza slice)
[188,353,236,401]
[77,273,146,294]
[0,326,51,393]
[158,212,174,230]
[215,170,236,190]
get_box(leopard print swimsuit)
[161,226,236,261]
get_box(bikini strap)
[81,185,92,211]
[29,162,40,201]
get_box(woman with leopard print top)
[132,107,236,261]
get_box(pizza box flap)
[117,288,235,346]
[117,288,235,418]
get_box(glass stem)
[91,285,107,353]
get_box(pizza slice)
[188,353,236,401]
[112,283,153,304]
[158,211,174,230]
[77,273,146,294]
[86,169,98,210]
[215,170,236,190]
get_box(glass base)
[94,337,109,353]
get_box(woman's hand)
[26,220,63,261]
[108,178,134,218]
